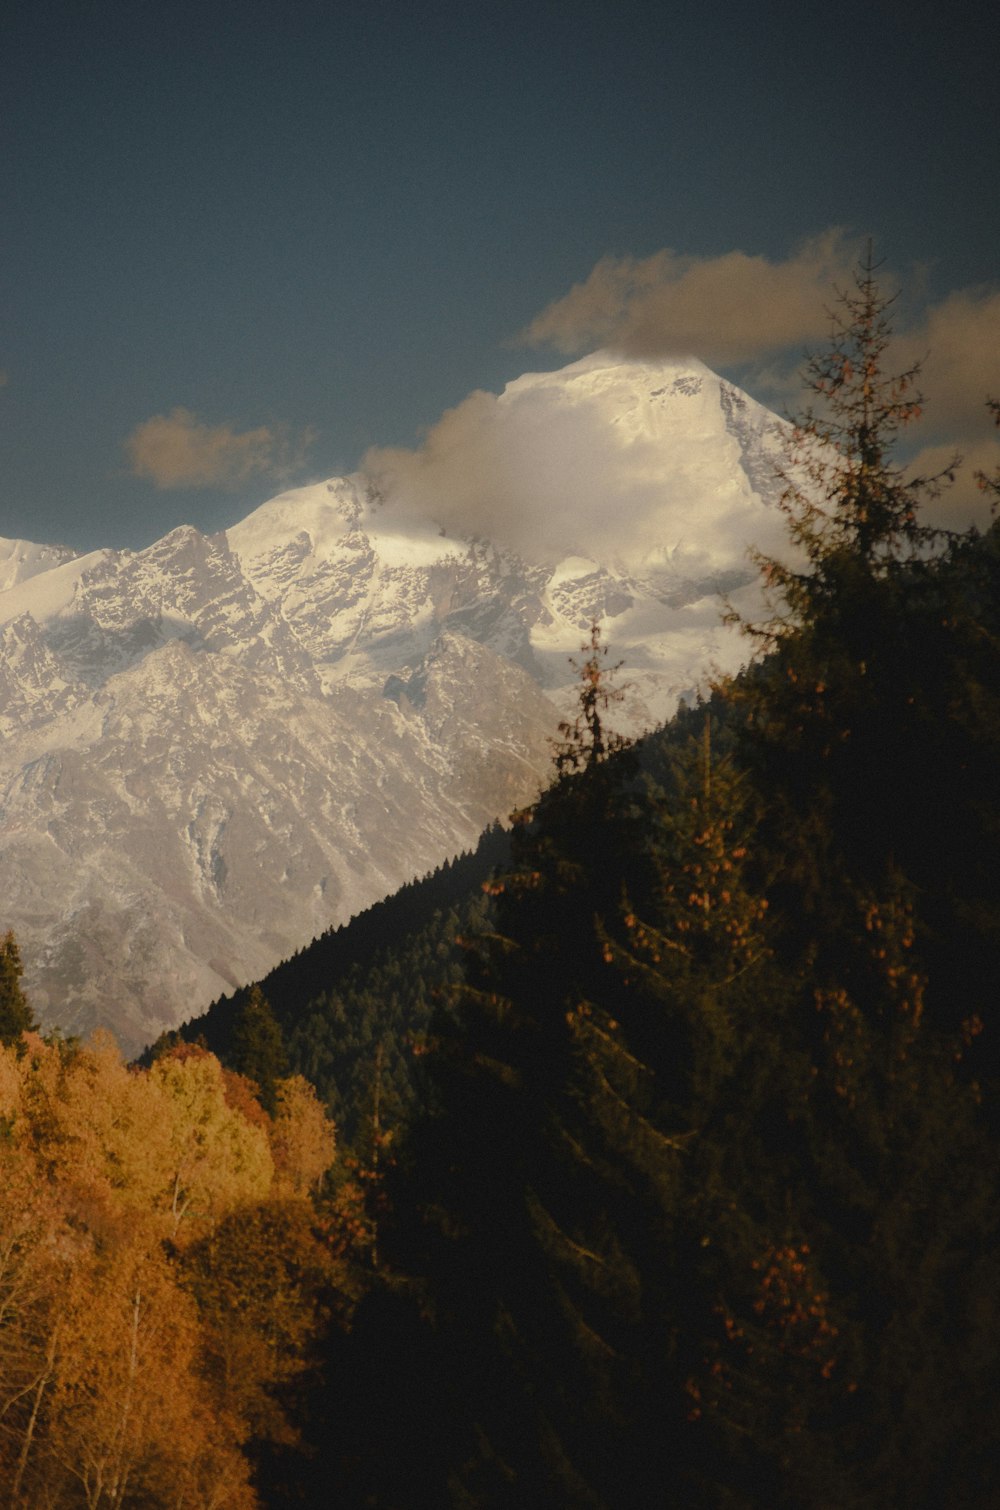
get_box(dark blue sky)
[4,0,997,550]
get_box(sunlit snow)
[0,353,790,1052]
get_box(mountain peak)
[0,354,790,1052]
[360,349,790,572]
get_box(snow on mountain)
[0,536,80,593]
[0,353,789,1053]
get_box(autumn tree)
[179,1198,343,1452]
[0,1141,68,1505]
[0,1037,263,1507]
[269,1073,337,1197]
[150,1047,274,1237]
[44,1232,249,1510]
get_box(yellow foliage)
[0,1036,347,1506]
[270,1074,336,1196]
[0,1040,22,1121]
[150,1050,274,1236]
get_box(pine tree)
[229,985,288,1116]
[309,281,1000,1504]
[387,681,793,1506]
[0,931,36,1047]
[731,250,1000,1047]
[360,633,641,1505]
[745,243,949,602]
[711,251,1000,1502]
[550,620,631,775]
[736,249,948,856]
[562,721,791,1507]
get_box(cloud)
[519,232,859,365]
[894,286,1000,443]
[0,370,8,389]
[903,436,1000,533]
[520,236,1000,465]
[124,408,313,490]
[363,237,1000,563]
[362,362,792,570]
[891,287,1000,531]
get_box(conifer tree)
[0,931,36,1047]
[550,620,631,775]
[732,250,1000,1049]
[389,672,792,1506]
[230,985,288,1115]
[370,629,641,1505]
[712,250,1000,1502]
[555,720,790,1506]
[318,269,1000,1508]
[735,248,950,862]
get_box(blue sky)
[4,0,998,551]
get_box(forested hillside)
[3,258,999,1507]
[311,259,1000,1508]
[155,822,512,1147]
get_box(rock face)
[0,353,788,1053]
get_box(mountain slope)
[0,536,80,593]
[0,353,787,1051]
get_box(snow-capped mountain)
[0,353,789,1053]
[0,536,80,593]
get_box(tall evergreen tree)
[732,249,1000,1059]
[230,985,288,1116]
[550,621,631,775]
[0,931,36,1047]
[383,665,798,1506]
[363,629,642,1506]
[707,249,1000,1502]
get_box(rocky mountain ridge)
[0,353,788,1052]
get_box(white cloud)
[362,360,791,569]
[520,237,1000,494]
[124,408,313,490]
[519,232,859,365]
[367,238,1000,560]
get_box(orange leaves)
[956,1013,985,1063]
[150,1051,275,1236]
[750,1242,839,1375]
[860,886,925,1028]
[0,1036,351,1508]
[270,1074,337,1197]
[687,1239,841,1440]
[0,1043,267,1506]
[179,1196,344,1446]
